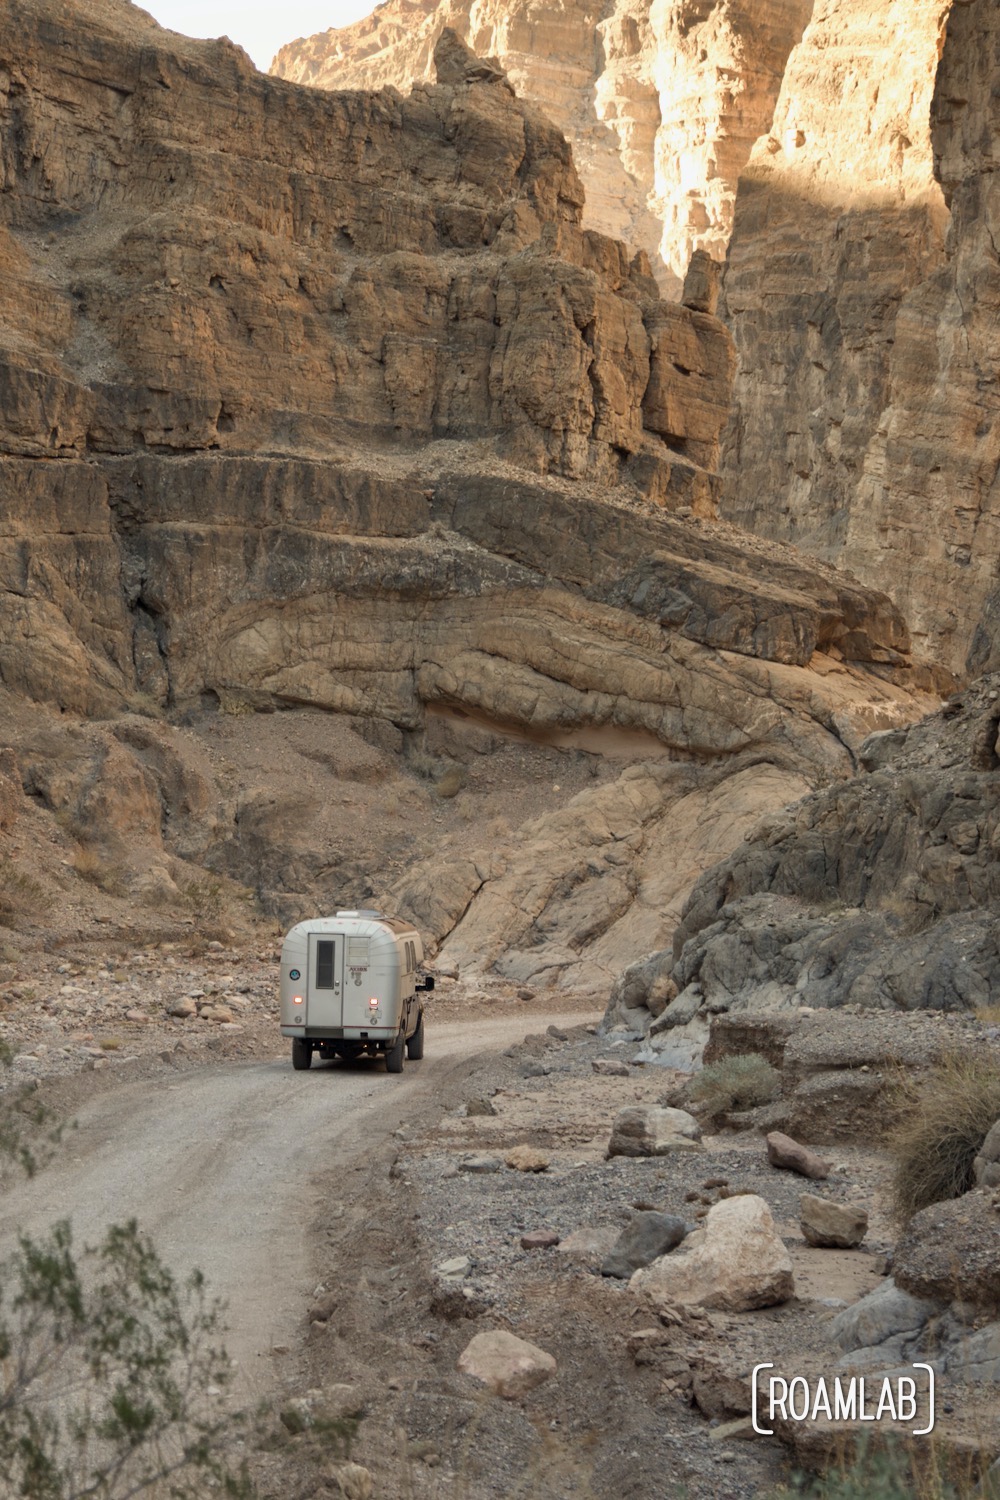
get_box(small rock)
[326,1461,373,1500]
[592,1058,630,1077]
[608,1105,703,1158]
[602,1211,689,1279]
[520,1060,550,1078]
[520,1230,560,1251]
[766,1131,831,1180]
[465,1097,497,1117]
[456,1330,556,1398]
[167,998,197,1019]
[517,988,534,1001]
[556,1227,620,1268]
[546,1025,569,1042]
[435,1256,471,1281]
[505,1145,549,1173]
[308,1292,338,1323]
[800,1194,868,1248]
[458,1154,502,1174]
[200,1004,235,1024]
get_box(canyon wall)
[721,0,1000,681]
[0,0,932,991]
[272,0,814,296]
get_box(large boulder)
[608,1106,703,1158]
[631,1194,794,1312]
[894,1191,1000,1310]
[829,1279,941,1353]
[975,1120,1000,1189]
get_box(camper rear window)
[316,940,335,988]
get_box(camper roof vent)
[336,908,386,919]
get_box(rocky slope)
[607,674,1000,1047]
[271,0,815,296]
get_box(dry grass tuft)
[688,1052,781,1115]
[0,866,45,926]
[72,847,125,896]
[890,1049,1000,1224]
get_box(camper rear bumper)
[280,1025,397,1041]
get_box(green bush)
[688,1052,781,1115]
[772,1433,997,1499]
[0,1218,253,1500]
[890,1049,1000,1223]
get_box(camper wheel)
[385,1026,406,1074]
[406,1009,425,1060]
[291,1038,312,1071]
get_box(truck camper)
[280,910,433,1072]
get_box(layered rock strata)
[272,0,814,295]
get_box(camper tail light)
[369,997,379,1008]
[292,995,303,1006]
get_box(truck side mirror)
[419,974,435,991]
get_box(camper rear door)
[308,932,343,1027]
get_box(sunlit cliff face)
[271,0,814,296]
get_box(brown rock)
[456,1330,556,1398]
[520,1230,560,1251]
[505,1145,549,1173]
[167,998,197,1019]
[691,1359,753,1420]
[556,1227,620,1269]
[199,1004,235,1025]
[894,1191,1000,1311]
[766,1132,830,1180]
[592,1058,630,1077]
[799,1194,868,1249]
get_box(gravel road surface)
[0,1013,593,1398]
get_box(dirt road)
[0,1013,594,1398]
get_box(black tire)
[385,1026,405,1074]
[406,1008,425,1061]
[291,1038,312,1071]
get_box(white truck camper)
[280,910,433,1072]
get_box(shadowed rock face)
[720,0,1000,681]
[626,676,1000,1022]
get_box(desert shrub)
[217,687,257,716]
[772,1432,994,1499]
[688,1052,781,1115]
[890,1049,1000,1223]
[0,865,45,924]
[0,1218,253,1500]
[435,766,466,799]
[72,847,126,896]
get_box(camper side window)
[316,940,335,989]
